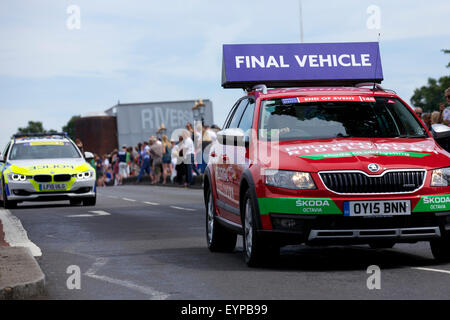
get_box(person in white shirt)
[441,87,450,125]
[182,130,195,185]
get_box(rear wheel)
[242,190,279,267]
[430,235,450,262]
[205,187,237,252]
[2,183,17,209]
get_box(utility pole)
[299,0,304,43]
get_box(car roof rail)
[354,82,397,94]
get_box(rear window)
[259,97,428,141]
[9,141,81,160]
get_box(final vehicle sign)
[222,42,383,88]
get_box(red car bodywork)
[205,86,450,246]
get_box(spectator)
[414,107,423,117]
[137,142,151,183]
[95,155,105,187]
[422,113,432,130]
[118,146,128,185]
[431,111,442,125]
[149,137,163,184]
[182,129,195,186]
[441,87,450,125]
[173,136,185,185]
[75,138,84,154]
[161,135,172,184]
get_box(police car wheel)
[430,235,450,262]
[205,187,236,252]
[2,183,17,209]
[82,196,96,206]
[242,190,279,267]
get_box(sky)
[0,0,449,150]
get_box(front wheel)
[83,195,96,206]
[2,183,17,209]
[242,190,279,267]
[430,235,450,262]
[205,188,236,252]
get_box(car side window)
[2,142,11,161]
[238,98,256,135]
[227,98,249,129]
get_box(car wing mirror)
[217,129,249,147]
[431,124,450,140]
[84,151,94,159]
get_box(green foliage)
[410,50,450,112]
[62,115,81,140]
[16,121,58,135]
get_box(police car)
[204,42,450,266]
[0,133,96,208]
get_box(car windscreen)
[259,97,428,141]
[9,141,81,160]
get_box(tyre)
[205,187,237,252]
[70,199,83,206]
[82,195,96,206]
[430,235,450,262]
[2,183,17,209]
[369,241,395,249]
[242,190,279,267]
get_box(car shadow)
[143,243,442,272]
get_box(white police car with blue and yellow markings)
[0,133,96,208]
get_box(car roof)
[248,86,398,99]
[13,136,69,144]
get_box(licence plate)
[39,184,66,191]
[344,200,411,217]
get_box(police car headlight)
[75,171,94,180]
[8,173,29,182]
[265,169,316,190]
[431,167,450,187]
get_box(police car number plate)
[344,200,411,216]
[39,184,66,191]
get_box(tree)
[62,115,81,140]
[17,121,57,135]
[410,50,450,112]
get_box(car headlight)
[431,167,450,187]
[74,171,94,180]
[7,173,29,182]
[265,169,316,190]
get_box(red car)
[204,84,450,266]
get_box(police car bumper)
[6,179,96,201]
[260,212,450,246]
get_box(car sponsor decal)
[413,195,450,212]
[299,150,431,160]
[258,197,342,215]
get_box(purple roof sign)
[221,42,383,88]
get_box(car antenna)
[372,32,381,91]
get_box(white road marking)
[122,198,137,202]
[85,257,169,300]
[170,206,195,211]
[0,209,42,257]
[143,201,159,206]
[412,267,450,275]
[107,195,119,199]
[89,210,111,216]
[67,210,111,218]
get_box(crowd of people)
[90,122,221,188]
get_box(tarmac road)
[5,185,450,300]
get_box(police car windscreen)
[259,97,427,141]
[9,142,81,160]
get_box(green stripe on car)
[258,197,342,215]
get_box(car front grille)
[33,175,52,183]
[54,174,72,182]
[319,170,426,194]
